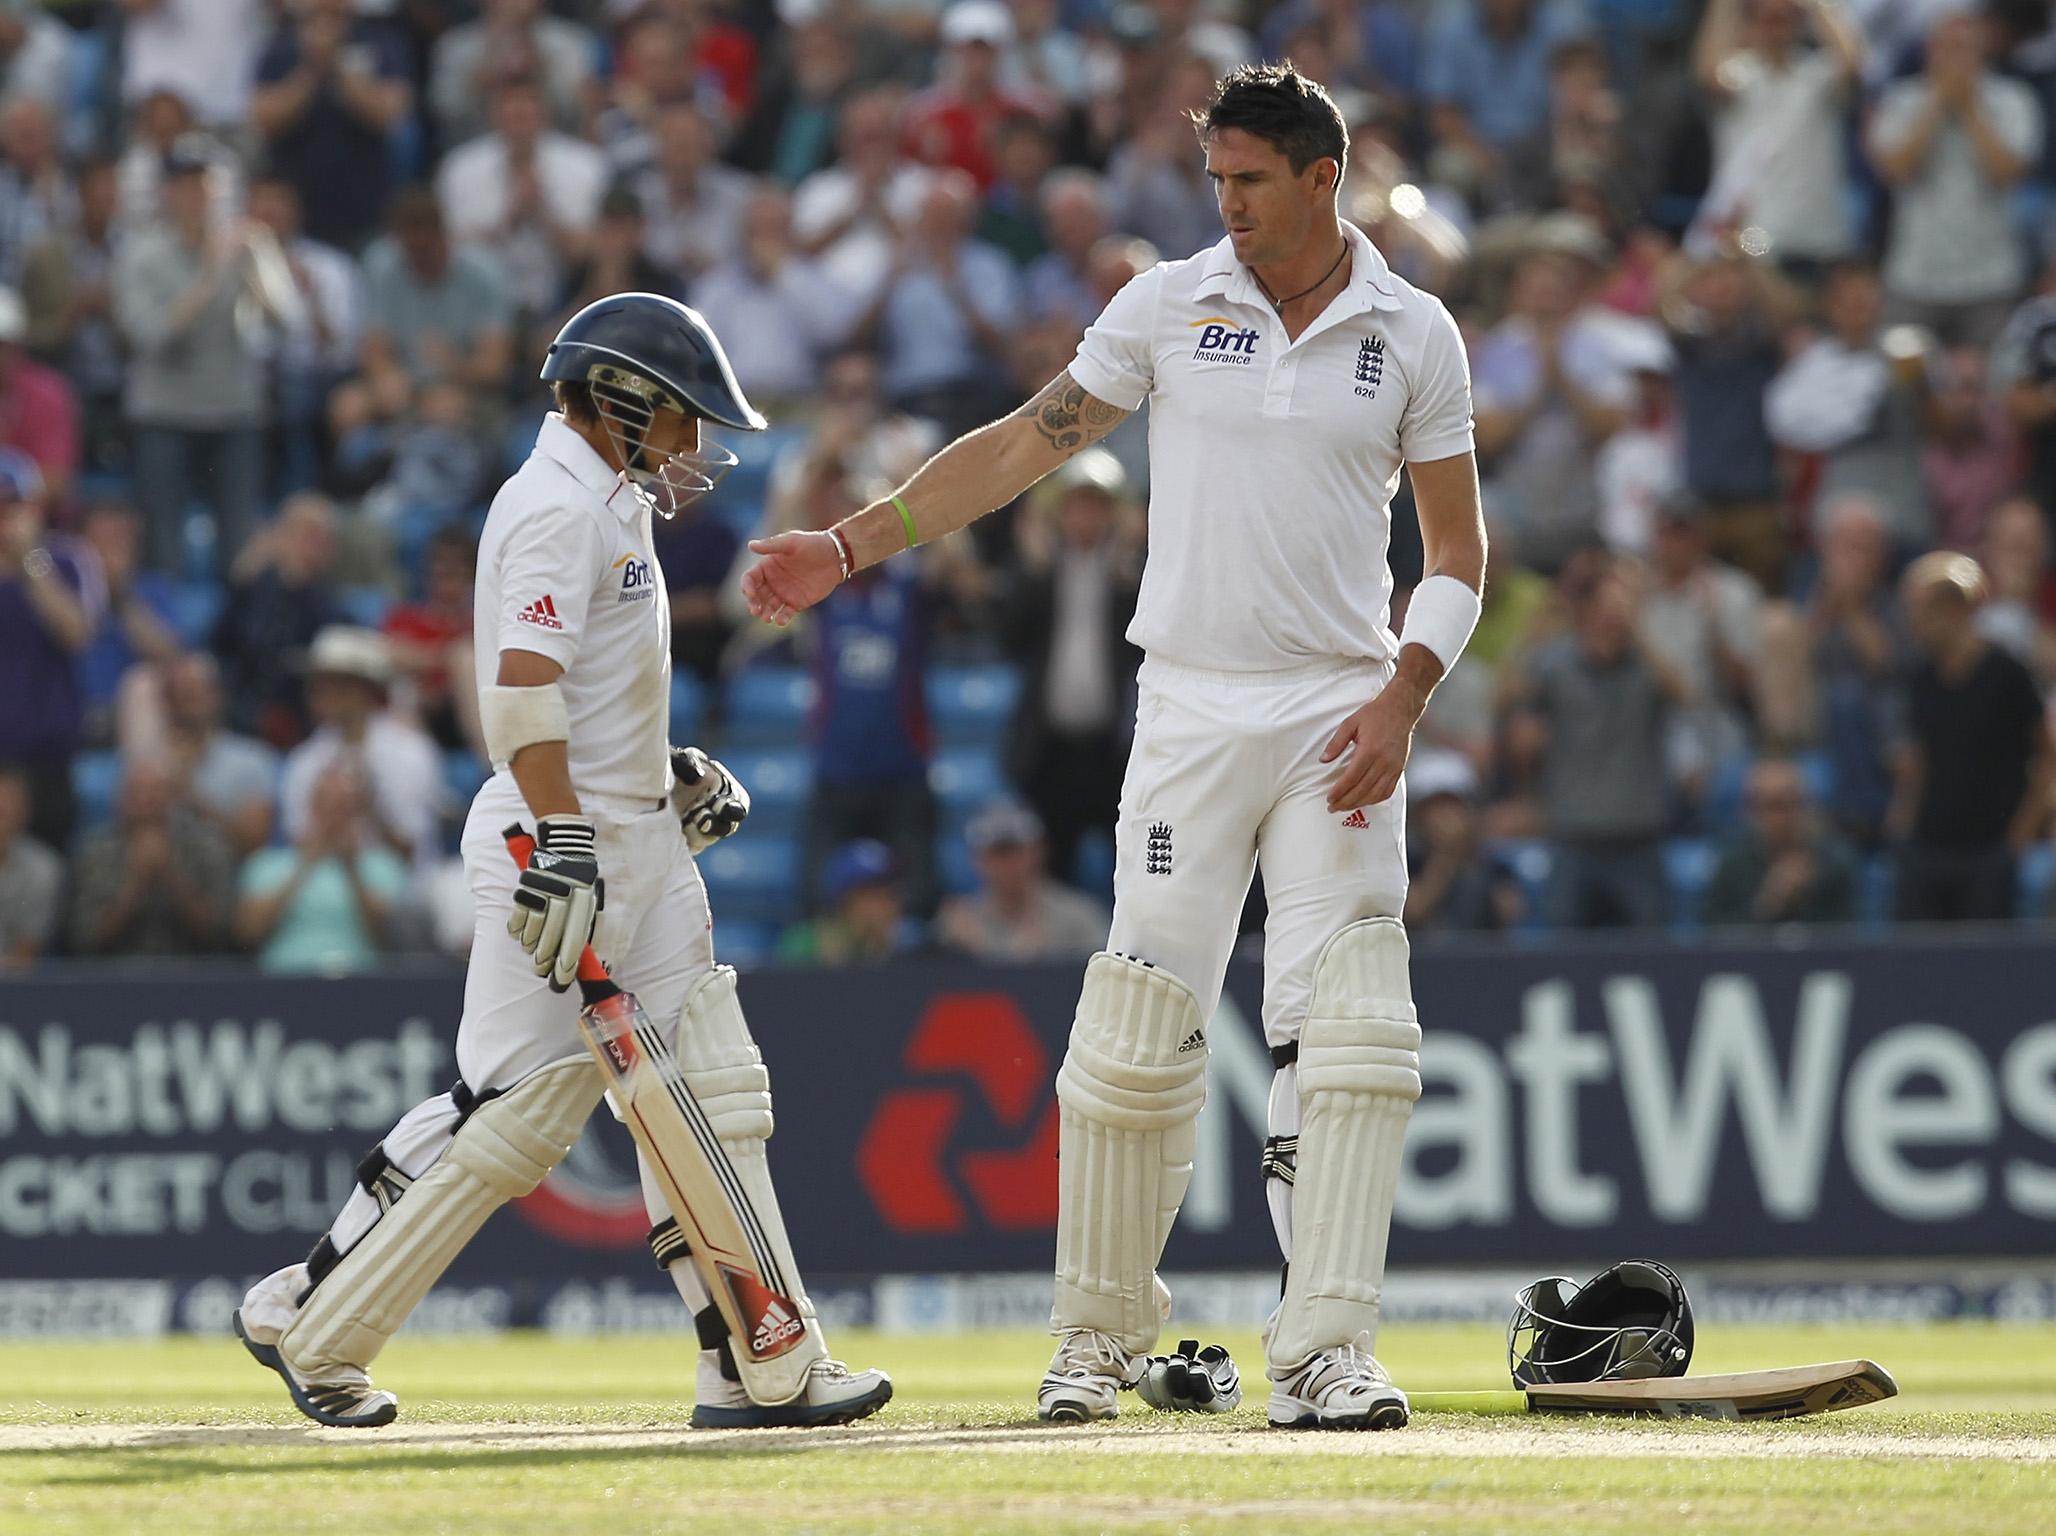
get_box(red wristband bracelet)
[829,526,856,583]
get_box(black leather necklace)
[1252,240,1350,310]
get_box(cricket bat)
[504,827,816,1405]
[1409,1360,1898,1420]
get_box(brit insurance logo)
[1189,315,1259,365]
[614,551,654,603]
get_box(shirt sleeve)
[238,849,294,899]
[1400,299,1476,463]
[1067,265,1160,412]
[1869,82,1924,155]
[1991,80,2044,163]
[494,499,605,669]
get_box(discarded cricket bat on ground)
[1410,1359,1898,1420]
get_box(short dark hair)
[553,380,598,424]
[1190,63,1348,178]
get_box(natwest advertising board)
[2,936,2053,1298]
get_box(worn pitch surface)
[4,1323,2051,1534]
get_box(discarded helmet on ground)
[1507,1259,1694,1386]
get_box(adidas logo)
[752,1298,804,1354]
[1341,808,1369,829]
[516,594,564,630]
[1178,1028,1206,1054]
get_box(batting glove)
[509,814,601,991]
[671,746,751,855]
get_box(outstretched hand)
[741,530,844,627]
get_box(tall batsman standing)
[233,294,889,1430]
[745,67,1484,1430]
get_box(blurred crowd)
[9,0,2056,976]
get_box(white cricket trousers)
[324,775,714,1257]
[1107,654,1410,1051]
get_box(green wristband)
[890,493,919,549]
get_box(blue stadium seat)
[695,836,800,926]
[1796,749,1836,807]
[1072,828,1115,899]
[444,748,490,811]
[717,748,812,835]
[713,919,780,970]
[939,831,978,896]
[1859,854,1895,927]
[2019,843,2055,919]
[927,664,1021,746]
[337,586,393,630]
[168,581,224,647]
[72,751,121,832]
[930,748,1007,814]
[724,666,814,748]
[669,671,706,743]
[1662,837,1718,931]
[711,496,763,544]
[180,506,217,584]
[1487,838,1555,933]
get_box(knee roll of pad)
[1052,952,1208,1354]
[1270,918,1420,1371]
[281,1056,602,1376]
[676,966,775,1143]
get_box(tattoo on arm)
[1016,370,1128,454]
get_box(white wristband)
[480,681,570,766]
[1400,574,1482,674]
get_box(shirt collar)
[1192,221,1405,316]
[535,412,641,519]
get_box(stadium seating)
[336,587,394,631]
[712,919,780,969]
[939,830,978,896]
[929,748,1007,817]
[167,582,224,647]
[723,666,814,748]
[926,664,1020,747]
[71,750,121,833]
[714,748,812,836]
[695,835,800,926]
[1662,838,1718,931]
[669,671,706,744]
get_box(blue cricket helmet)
[541,292,766,431]
[540,293,764,513]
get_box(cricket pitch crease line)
[3,1423,2051,1463]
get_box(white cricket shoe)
[1266,1330,1409,1430]
[1037,1329,1145,1422]
[689,1353,893,1429]
[233,1293,398,1430]
[1136,1339,1243,1414]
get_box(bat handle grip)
[502,825,615,995]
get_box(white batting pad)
[1268,918,1422,1372]
[281,1055,602,1377]
[1052,952,1209,1353]
[671,966,827,1402]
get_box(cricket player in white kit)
[746,66,1485,1430]
[231,294,889,1430]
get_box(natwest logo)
[856,993,1059,1234]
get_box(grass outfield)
[3,1322,2051,1535]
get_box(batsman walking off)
[746,65,1485,1430]
[233,294,889,1430]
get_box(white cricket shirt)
[1067,222,1474,672]
[474,414,673,806]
